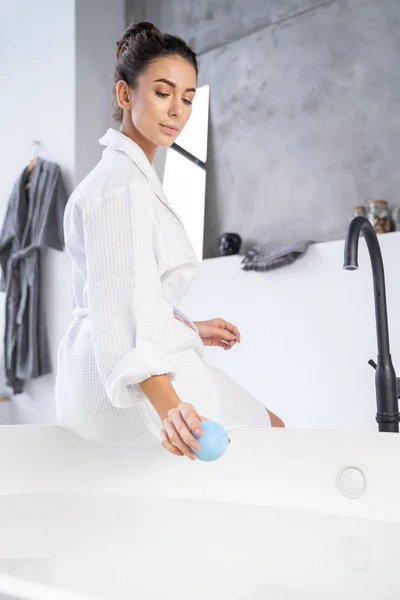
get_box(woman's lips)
[160,124,178,135]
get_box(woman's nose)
[168,99,182,118]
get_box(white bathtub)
[1,425,400,599]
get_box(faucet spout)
[344,216,399,432]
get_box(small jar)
[392,206,400,231]
[352,205,367,218]
[367,200,394,234]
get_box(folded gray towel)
[241,241,311,272]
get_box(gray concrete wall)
[126,0,400,257]
[75,0,125,186]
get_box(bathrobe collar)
[99,128,184,227]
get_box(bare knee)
[266,409,285,428]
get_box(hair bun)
[130,21,161,36]
[116,20,161,59]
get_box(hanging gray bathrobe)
[0,158,68,393]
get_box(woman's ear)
[115,80,131,111]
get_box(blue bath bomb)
[193,420,229,462]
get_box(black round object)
[218,233,242,256]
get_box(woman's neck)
[119,120,157,164]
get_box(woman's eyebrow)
[153,78,196,93]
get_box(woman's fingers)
[179,402,204,437]
[163,418,197,460]
[219,338,235,350]
[219,320,241,343]
[216,328,237,343]
[160,428,184,457]
[232,325,241,343]
[160,404,213,460]
[171,408,202,451]
[212,326,238,349]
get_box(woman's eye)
[156,91,192,105]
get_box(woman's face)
[125,55,197,148]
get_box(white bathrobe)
[55,128,271,445]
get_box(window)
[156,85,210,261]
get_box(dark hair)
[112,20,199,121]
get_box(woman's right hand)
[160,402,205,460]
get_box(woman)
[56,20,284,459]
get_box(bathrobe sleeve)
[0,185,16,292]
[82,181,176,408]
[173,307,199,334]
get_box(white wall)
[0,0,124,424]
[0,0,76,424]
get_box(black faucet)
[344,216,400,432]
